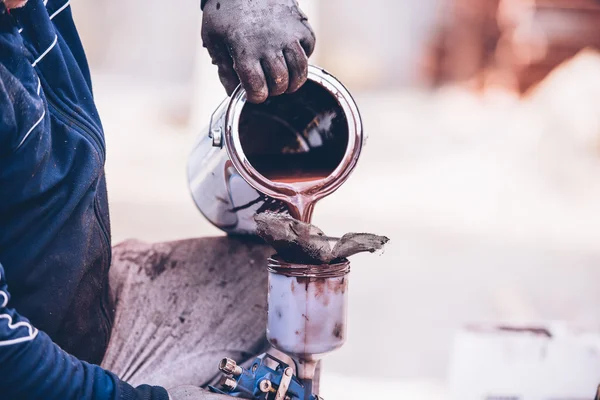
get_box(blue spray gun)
[208,353,322,400]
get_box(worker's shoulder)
[0,32,45,157]
[45,0,70,15]
[0,21,34,79]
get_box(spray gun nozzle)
[218,357,243,377]
[208,354,322,400]
[218,376,238,391]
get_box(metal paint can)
[266,256,350,380]
[187,65,364,234]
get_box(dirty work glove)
[201,0,316,103]
[168,385,231,400]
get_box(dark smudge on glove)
[201,0,316,103]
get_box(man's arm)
[0,262,169,400]
[201,0,316,103]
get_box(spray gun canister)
[208,257,350,400]
[187,65,364,233]
[267,257,350,383]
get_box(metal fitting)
[219,376,238,391]
[218,358,243,377]
[211,127,223,147]
[259,379,273,393]
[274,367,293,400]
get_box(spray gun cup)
[266,256,350,381]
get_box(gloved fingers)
[290,5,315,58]
[202,36,241,96]
[299,22,316,58]
[283,40,309,93]
[217,57,240,96]
[234,59,269,104]
[200,28,222,64]
[261,53,290,97]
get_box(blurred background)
[72,0,600,398]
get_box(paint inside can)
[238,80,349,187]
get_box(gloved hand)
[201,0,316,103]
[168,385,231,400]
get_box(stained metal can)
[187,65,364,235]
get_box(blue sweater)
[0,0,169,398]
[0,262,168,399]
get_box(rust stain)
[291,280,296,294]
[327,277,348,294]
[296,277,329,295]
[333,322,344,340]
[270,338,279,346]
[313,279,326,298]
[296,276,311,291]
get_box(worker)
[0,0,315,399]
